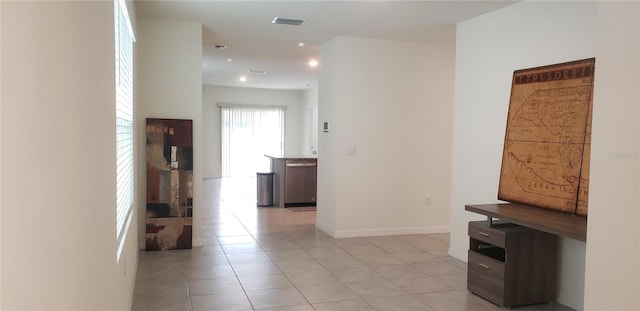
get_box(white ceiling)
[134,1,516,90]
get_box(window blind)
[115,0,135,260]
[221,106,285,177]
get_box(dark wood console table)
[465,203,587,307]
[465,203,587,241]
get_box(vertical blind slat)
[221,107,285,177]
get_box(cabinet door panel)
[468,251,505,306]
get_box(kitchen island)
[265,155,317,208]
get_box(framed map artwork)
[145,118,193,250]
[498,58,595,216]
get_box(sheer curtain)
[220,105,285,177]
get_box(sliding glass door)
[221,106,284,177]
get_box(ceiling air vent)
[272,17,305,26]
[248,70,267,75]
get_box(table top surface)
[265,154,317,160]
[465,203,587,242]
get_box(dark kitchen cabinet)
[266,156,317,207]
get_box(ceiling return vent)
[272,17,305,26]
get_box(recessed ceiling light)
[308,59,319,67]
[239,76,247,82]
[211,44,228,50]
[227,58,232,62]
[272,17,305,26]
[248,70,267,75]
[298,42,305,47]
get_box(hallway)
[132,178,556,310]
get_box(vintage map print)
[498,58,595,216]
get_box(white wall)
[451,1,640,310]
[584,2,640,310]
[202,85,304,179]
[316,39,340,234]
[0,1,3,307]
[317,37,455,237]
[1,2,137,309]
[301,86,319,155]
[136,19,203,247]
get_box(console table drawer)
[468,250,505,279]
[468,221,506,248]
[468,251,505,305]
[467,220,557,308]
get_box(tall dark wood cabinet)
[467,220,557,307]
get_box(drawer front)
[469,221,506,248]
[468,250,505,278]
[467,250,505,306]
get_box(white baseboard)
[331,226,450,238]
[192,238,204,248]
[315,221,336,237]
[139,238,204,250]
[448,246,468,262]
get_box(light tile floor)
[132,177,574,311]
